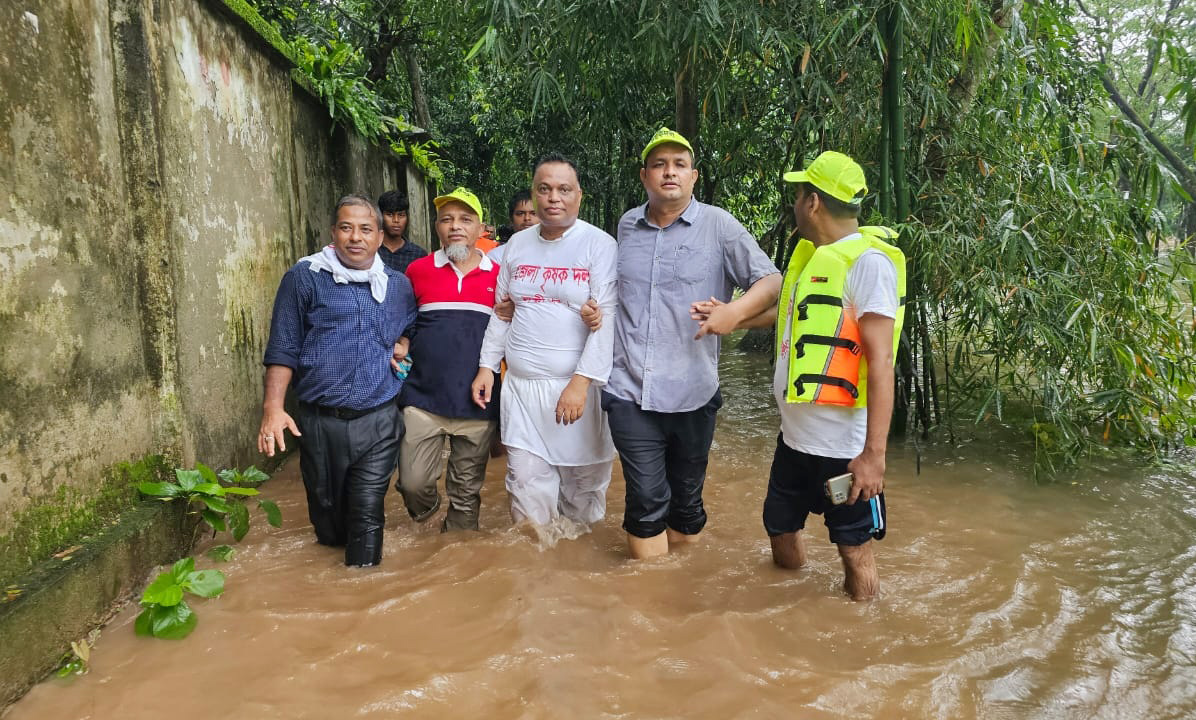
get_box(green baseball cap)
[783,151,868,205]
[434,187,484,224]
[641,127,694,164]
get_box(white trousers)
[505,447,613,526]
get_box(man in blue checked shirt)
[258,194,417,567]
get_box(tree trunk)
[924,0,1022,179]
[405,49,433,130]
[674,60,699,143]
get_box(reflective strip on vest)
[776,226,907,408]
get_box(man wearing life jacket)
[695,151,904,599]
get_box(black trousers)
[603,390,722,538]
[295,403,401,566]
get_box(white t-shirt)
[773,233,898,459]
[479,221,618,466]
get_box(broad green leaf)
[258,500,283,528]
[201,496,231,514]
[182,569,225,598]
[149,601,197,639]
[206,545,235,562]
[170,556,195,581]
[240,467,269,485]
[218,469,237,484]
[221,487,260,496]
[174,469,202,491]
[137,482,180,497]
[192,483,225,497]
[230,502,251,542]
[201,509,227,533]
[141,571,183,607]
[134,608,154,636]
[195,462,219,486]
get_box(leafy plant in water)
[138,463,281,545]
[134,557,225,640]
[55,629,100,677]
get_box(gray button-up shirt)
[607,198,780,412]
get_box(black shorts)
[762,434,886,546]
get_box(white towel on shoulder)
[301,245,388,303]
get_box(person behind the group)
[258,194,417,566]
[394,187,501,531]
[472,154,617,526]
[604,127,782,559]
[376,190,427,274]
[489,189,537,266]
[696,151,904,600]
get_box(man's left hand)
[555,375,590,425]
[693,296,740,339]
[846,449,886,504]
[390,337,410,370]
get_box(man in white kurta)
[472,154,617,525]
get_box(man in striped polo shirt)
[395,187,502,531]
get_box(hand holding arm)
[693,272,782,339]
[390,336,410,371]
[579,298,602,331]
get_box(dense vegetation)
[249,0,1196,470]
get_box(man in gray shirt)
[603,128,781,559]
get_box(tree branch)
[1137,0,1182,98]
[1101,72,1196,195]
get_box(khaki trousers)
[398,406,496,531]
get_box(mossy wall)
[0,0,430,585]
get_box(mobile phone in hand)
[824,472,854,505]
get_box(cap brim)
[641,139,694,163]
[782,170,808,184]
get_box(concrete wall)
[0,0,429,583]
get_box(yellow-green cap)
[433,187,484,224]
[783,151,868,206]
[641,127,694,164]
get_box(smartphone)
[824,472,854,505]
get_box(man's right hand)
[471,368,495,409]
[494,296,514,322]
[258,407,301,457]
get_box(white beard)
[444,243,471,263]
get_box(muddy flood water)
[8,348,1196,719]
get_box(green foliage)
[206,545,236,562]
[249,0,1196,474]
[138,463,282,544]
[54,630,99,678]
[134,557,225,640]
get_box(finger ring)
[264,434,274,440]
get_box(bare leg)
[770,530,807,569]
[628,531,669,559]
[838,541,879,601]
[666,527,701,546]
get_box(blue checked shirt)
[263,260,417,410]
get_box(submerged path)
[9,350,1196,719]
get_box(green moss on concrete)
[0,497,189,708]
[0,455,172,589]
[213,0,299,65]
